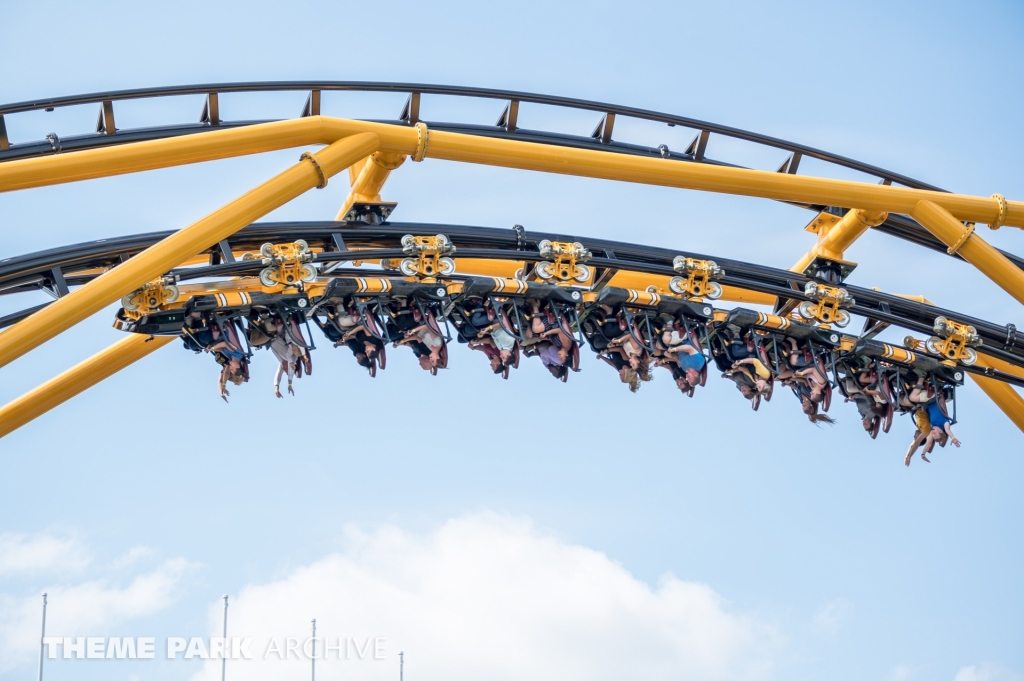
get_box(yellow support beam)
[0,118,411,192]
[0,132,380,370]
[791,208,888,273]
[335,151,406,220]
[0,334,174,439]
[421,128,1023,227]
[970,375,1024,434]
[978,353,1024,381]
[719,287,776,306]
[1,117,1021,229]
[911,200,1024,306]
[967,354,1024,434]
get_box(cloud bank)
[192,513,782,681]
[954,665,1024,681]
[0,531,90,576]
[0,549,194,673]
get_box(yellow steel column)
[977,353,1024,381]
[967,354,1024,434]
[911,200,1024,306]
[0,132,380,369]
[791,208,888,273]
[3,118,1022,228]
[0,334,175,439]
[334,151,407,220]
[970,375,1024,434]
[416,127,1024,228]
[0,118,415,192]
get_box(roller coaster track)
[1,81,1022,270]
[0,81,1021,438]
[2,220,1024,385]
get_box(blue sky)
[1,1,1023,680]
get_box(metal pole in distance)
[400,651,404,681]
[221,595,228,681]
[311,619,316,681]
[37,593,47,681]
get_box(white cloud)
[110,545,156,570]
[0,558,196,673]
[0,532,90,576]
[811,598,852,638]
[191,512,782,681]
[890,663,918,681]
[954,664,1024,681]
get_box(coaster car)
[582,288,713,396]
[317,276,449,339]
[458,277,583,338]
[717,308,841,346]
[312,277,451,376]
[589,287,713,350]
[710,309,840,412]
[115,285,310,336]
[849,339,963,386]
[850,338,961,425]
[836,340,963,438]
[448,298,520,378]
[836,356,893,439]
[454,278,583,380]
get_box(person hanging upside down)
[529,300,573,363]
[469,337,506,375]
[471,303,516,371]
[662,326,706,390]
[396,320,445,370]
[269,315,313,398]
[205,322,248,402]
[726,357,771,399]
[337,306,385,372]
[905,396,961,466]
[523,299,576,380]
[904,407,932,466]
[794,380,836,425]
[843,373,886,435]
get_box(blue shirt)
[926,400,952,430]
[676,348,706,373]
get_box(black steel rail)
[0,81,945,188]
[1,221,1020,383]
[5,81,1022,272]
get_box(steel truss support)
[0,334,174,438]
[791,208,888,273]
[0,132,379,370]
[335,151,407,220]
[911,200,1024,306]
